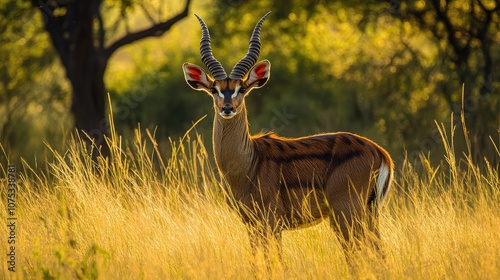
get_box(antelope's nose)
[222,104,233,114]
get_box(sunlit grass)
[1,118,499,279]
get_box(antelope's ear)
[244,60,271,91]
[183,63,213,92]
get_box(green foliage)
[33,238,109,280]
[1,0,498,168]
[109,50,214,138]
[0,0,71,166]
[107,0,498,166]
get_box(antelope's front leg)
[247,222,283,273]
[247,219,282,251]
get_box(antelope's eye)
[239,87,246,94]
[211,88,218,94]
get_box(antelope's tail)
[376,159,393,204]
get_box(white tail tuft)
[376,162,392,203]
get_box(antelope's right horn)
[195,14,227,81]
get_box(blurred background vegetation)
[1,0,499,169]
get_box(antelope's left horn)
[229,11,271,80]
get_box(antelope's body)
[183,12,394,256]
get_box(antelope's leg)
[328,201,367,253]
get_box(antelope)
[182,12,394,258]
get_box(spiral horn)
[195,14,227,80]
[229,11,271,80]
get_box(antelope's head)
[183,12,271,120]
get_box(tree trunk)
[32,0,192,160]
[70,46,110,158]
[65,0,110,158]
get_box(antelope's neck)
[212,105,254,184]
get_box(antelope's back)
[252,132,392,194]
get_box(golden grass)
[1,120,499,279]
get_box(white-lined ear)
[182,63,213,91]
[244,60,270,91]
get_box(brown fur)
[183,61,394,256]
[211,86,394,250]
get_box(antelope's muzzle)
[220,103,236,119]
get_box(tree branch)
[97,10,105,51]
[429,0,463,57]
[139,2,157,25]
[105,0,191,60]
[31,1,70,71]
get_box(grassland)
[1,121,499,279]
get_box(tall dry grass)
[1,117,499,279]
